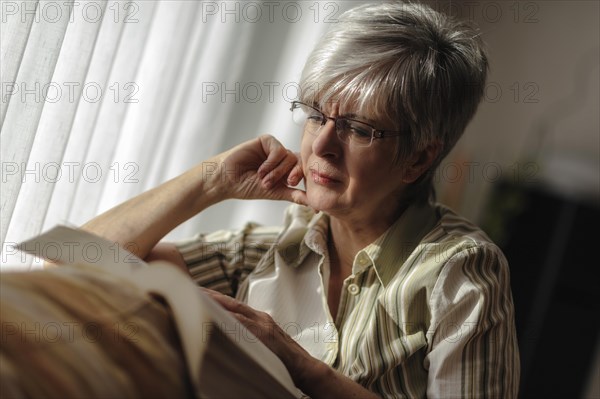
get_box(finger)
[289,188,308,206]
[199,287,221,296]
[262,150,298,188]
[256,136,288,179]
[201,287,234,305]
[207,302,259,337]
[274,186,308,206]
[201,288,255,317]
[227,313,275,348]
[202,289,253,321]
[286,161,304,187]
[230,312,256,331]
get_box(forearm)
[81,135,305,262]
[289,354,378,399]
[81,161,222,260]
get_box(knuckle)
[230,299,244,312]
[261,312,275,324]
[258,133,271,140]
[274,144,286,156]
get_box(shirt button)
[357,253,369,266]
[348,283,360,295]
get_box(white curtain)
[1,0,360,269]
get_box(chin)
[305,191,340,214]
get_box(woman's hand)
[206,135,307,205]
[200,288,312,375]
[201,288,380,399]
[80,134,306,261]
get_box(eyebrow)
[341,112,377,125]
[312,103,375,123]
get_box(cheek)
[345,150,383,179]
[346,167,372,188]
[346,152,401,190]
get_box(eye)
[346,122,371,138]
[292,103,325,126]
[306,111,325,123]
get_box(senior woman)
[81,2,519,398]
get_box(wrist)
[198,160,230,203]
[289,352,333,394]
[172,162,225,217]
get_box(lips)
[309,168,340,185]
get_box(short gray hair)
[299,1,488,200]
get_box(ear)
[400,141,441,184]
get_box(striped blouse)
[176,202,520,398]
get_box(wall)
[431,1,598,397]
[434,0,599,221]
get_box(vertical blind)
[1,0,357,269]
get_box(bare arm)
[80,161,219,261]
[80,135,306,262]
[145,243,188,273]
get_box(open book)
[16,226,302,399]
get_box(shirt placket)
[314,252,338,365]
[335,250,372,331]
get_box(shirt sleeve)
[174,223,281,296]
[425,243,520,399]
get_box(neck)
[327,203,409,276]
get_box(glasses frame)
[290,101,407,147]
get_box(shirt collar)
[276,205,328,267]
[275,202,439,285]
[358,201,439,287]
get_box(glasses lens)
[336,119,374,147]
[291,103,307,126]
[290,102,376,146]
[291,103,323,135]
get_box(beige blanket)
[0,265,193,398]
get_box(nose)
[311,119,342,158]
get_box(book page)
[196,290,301,396]
[15,228,302,398]
[201,325,301,399]
[16,225,146,276]
[138,262,301,398]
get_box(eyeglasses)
[290,101,406,147]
